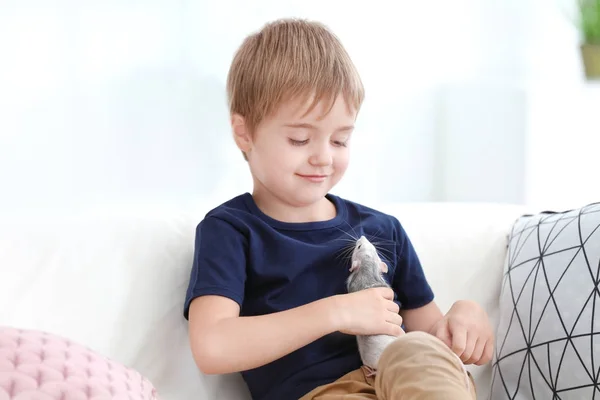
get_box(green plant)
[578,0,600,44]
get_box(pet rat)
[346,235,398,373]
[346,236,472,388]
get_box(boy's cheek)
[334,154,350,173]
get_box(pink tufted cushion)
[0,326,158,399]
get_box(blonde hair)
[226,18,364,155]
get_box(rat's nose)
[357,235,367,248]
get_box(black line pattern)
[489,203,600,400]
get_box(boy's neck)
[251,188,336,224]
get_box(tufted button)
[0,327,158,399]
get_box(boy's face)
[233,94,356,208]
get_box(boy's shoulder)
[203,193,251,219]
[193,193,255,235]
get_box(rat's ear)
[380,261,388,273]
[231,113,252,154]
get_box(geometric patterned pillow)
[0,326,159,399]
[489,202,600,400]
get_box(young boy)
[183,18,493,400]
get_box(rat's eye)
[357,244,362,249]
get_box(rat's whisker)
[334,242,356,261]
[338,245,356,256]
[378,252,392,266]
[371,227,383,240]
[335,248,355,264]
[333,236,356,242]
[342,220,360,241]
[332,237,356,245]
[365,229,395,244]
[374,246,395,259]
[334,225,358,242]
[368,236,397,245]
[341,223,359,240]
[337,252,353,263]
[370,242,397,253]
[371,243,395,266]
[372,242,395,252]
[334,245,353,256]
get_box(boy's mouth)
[296,174,328,183]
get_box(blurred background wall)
[1,0,598,216]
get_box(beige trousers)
[300,331,476,400]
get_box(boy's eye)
[333,140,348,147]
[289,138,308,146]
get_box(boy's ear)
[231,113,252,153]
[380,261,388,273]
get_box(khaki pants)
[300,331,476,400]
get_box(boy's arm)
[188,294,338,374]
[185,216,340,374]
[400,300,444,333]
[188,288,402,375]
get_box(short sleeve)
[391,219,435,310]
[183,216,247,319]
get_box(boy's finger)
[434,324,452,348]
[450,325,468,358]
[460,334,476,362]
[386,322,404,337]
[476,339,494,366]
[386,300,399,314]
[386,311,403,326]
[466,338,485,365]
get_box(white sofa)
[0,201,529,399]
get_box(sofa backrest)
[0,201,527,399]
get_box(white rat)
[346,235,398,374]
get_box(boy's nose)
[309,148,333,166]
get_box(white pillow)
[489,202,600,399]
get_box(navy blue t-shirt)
[183,192,434,400]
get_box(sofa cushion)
[489,202,600,399]
[0,326,158,399]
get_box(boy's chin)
[287,189,331,207]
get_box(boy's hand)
[334,287,405,337]
[430,299,494,365]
